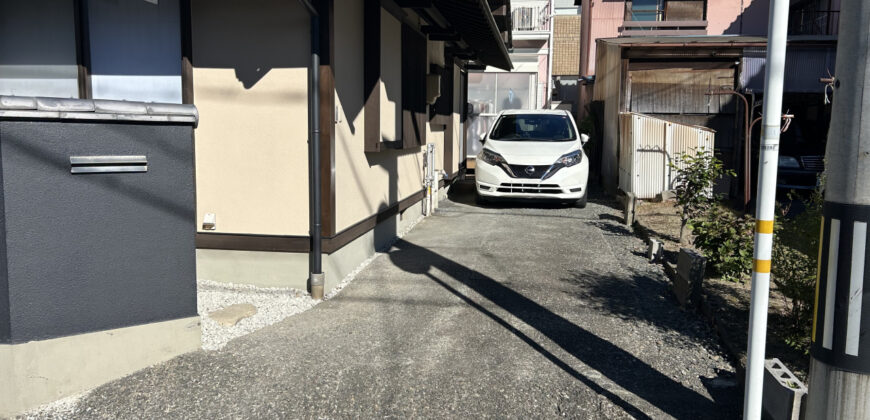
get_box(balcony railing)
[512,6,549,32]
[621,20,707,37]
[788,10,839,36]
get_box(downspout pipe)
[299,0,325,299]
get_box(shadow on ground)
[388,239,732,419]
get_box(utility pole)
[805,0,870,417]
[743,0,789,417]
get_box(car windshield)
[489,114,576,142]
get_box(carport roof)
[434,0,512,70]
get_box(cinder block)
[763,358,807,420]
[647,238,663,262]
[624,192,636,226]
[673,248,706,307]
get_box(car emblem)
[524,166,535,175]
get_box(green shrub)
[771,184,824,354]
[771,243,816,354]
[669,150,734,243]
[691,205,755,282]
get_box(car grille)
[504,164,553,179]
[800,155,824,171]
[496,183,563,194]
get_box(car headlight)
[778,156,800,169]
[480,149,506,166]
[555,150,583,167]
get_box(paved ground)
[52,182,739,419]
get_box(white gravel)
[197,280,318,351]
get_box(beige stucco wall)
[333,0,425,232]
[380,8,402,142]
[191,0,310,236]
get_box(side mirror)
[580,133,590,145]
[479,133,486,144]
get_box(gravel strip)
[197,279,317,351]
[200,214,425,350]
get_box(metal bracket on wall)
[70,155,148,174]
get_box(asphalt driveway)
[52,181,738,419]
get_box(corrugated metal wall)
[629,67,736,114]
[619,112,716,199]
[741,45,837,93]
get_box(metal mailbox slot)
[70,155,148,174]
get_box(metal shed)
[618,112,715,199]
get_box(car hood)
[483,139,581,165]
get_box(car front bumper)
[475,159,588,200]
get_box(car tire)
[476,192,489,206]
[574,190,588,208]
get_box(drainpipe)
[545,0,554,109]
[298,0,324,300]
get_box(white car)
[475,110,589,207]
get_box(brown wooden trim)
[197,233,310,253]
[73,0,92,99]
[180,0,194,105]
[323,189,425,253]
[319,0,337,237]
[196,189,426,254]
[364,0,382,152]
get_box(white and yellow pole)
[743,0,789,417]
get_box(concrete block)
[673,248,706,307]
[647,238,663,262]
[209,303,257,327]
[657,190,676,202]
[763,358,807,420]
[624,192,637,226]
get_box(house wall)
[553,15,581,76]
[592,41,623,192]
[333,0,425,233]
[583,0,623,75]
[708,0,770,36]
[191,0,310,236]
[452,63,464,174]
[380,8,403,143]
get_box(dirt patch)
[634,200,810,381]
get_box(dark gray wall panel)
[0,120,196,343]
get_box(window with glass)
[629,0,663,21]
[0,0,183,103]
[489,114,576,142]
[465,72,537,156]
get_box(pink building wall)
[583,0,622,75]
[582,0,772,75]
[707,0,770,36]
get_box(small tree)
[669,149,734,243]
